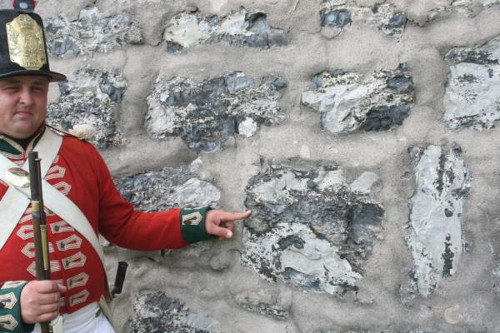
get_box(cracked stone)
[301,64,414,134]
[163,8,288,53]
[320,1,408,39]
[403,144,471,300]
[115,166,221,212]
[129,291,219,333]
[45,7,142,58]
[241,161,384,296]
[145,71,287,152]
[47,67,125,149]
[443,36,500,130]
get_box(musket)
[28,151,52,333]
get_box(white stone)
[314,170,346,190]
[238,118,257,137]
[407,145,471,296]
[174,178,221,207]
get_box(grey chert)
[242,162,384,296]
[128,291,219,333]
[301,65,414,134]
[145,72,287,152]
[443,36,500,130]
[163,9,288,53]
[47,67,125,149]
[320,1,408,39]
[321,9,352,28]
[404,144,471,299]
[115,166,220,212]
[45,7,142,57]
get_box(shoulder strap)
[0,129,62,251]
[0,129,106,264]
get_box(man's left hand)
[205,210,251,239]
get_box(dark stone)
[278,235,305,250]
[321,9,352,27]
[146,71,286,152]
[99,73,127,103]
[444,48,499,65]
[226,72,255,94]
[263,75,288,90]
[388,13,407,28]
[359,103,411,131]
[241,34,269,48]
[128,292,212,333]
[245,164,384,272]
[442,234,455,278]
[246,12,270,33]
[166,40,184,53]
[282,268,322,291]
[457,73,478,83]
[386,75,414,93]
[48,38,81,57]
[181,108,236,151]
[115,166,200,212]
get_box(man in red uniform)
[0,9,251,333]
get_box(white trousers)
[33,302,115,333]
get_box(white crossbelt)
[0,129,105,263]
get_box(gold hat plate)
[6,14,47,70]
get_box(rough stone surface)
[403,144,471,300]
[44,7,142,57]
[234,289,291,320]
[443,36,500,130]
[128,291,219,333]
[242,161,383,296]
[47,67,125,149]
[320,1,408,39]
[145,72,287,152]
[164,8,288,53]
[301,65,414,134]
[115,165,220,212]
[418,0,500,23]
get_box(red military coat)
[0,127,207,319]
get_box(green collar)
[0,126,46,158]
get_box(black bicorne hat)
[0,9,66,82]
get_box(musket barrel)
[28,151,52,333]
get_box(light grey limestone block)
[129,291,219,333]
[145,72,287,152]
[301,65,414,134]
[115,165,221,212]
[45,7,142,57]
[403,144,471,300]
[163,8,288,53]
[443,36,500,130]
[320,0,408,39]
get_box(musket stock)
[28,151,52,333]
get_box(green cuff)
[0,281,34,333]
[180,206,214,243]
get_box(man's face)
[0,75,49,139]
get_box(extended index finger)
[221,210,252,223]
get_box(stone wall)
[3,0,500,332]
